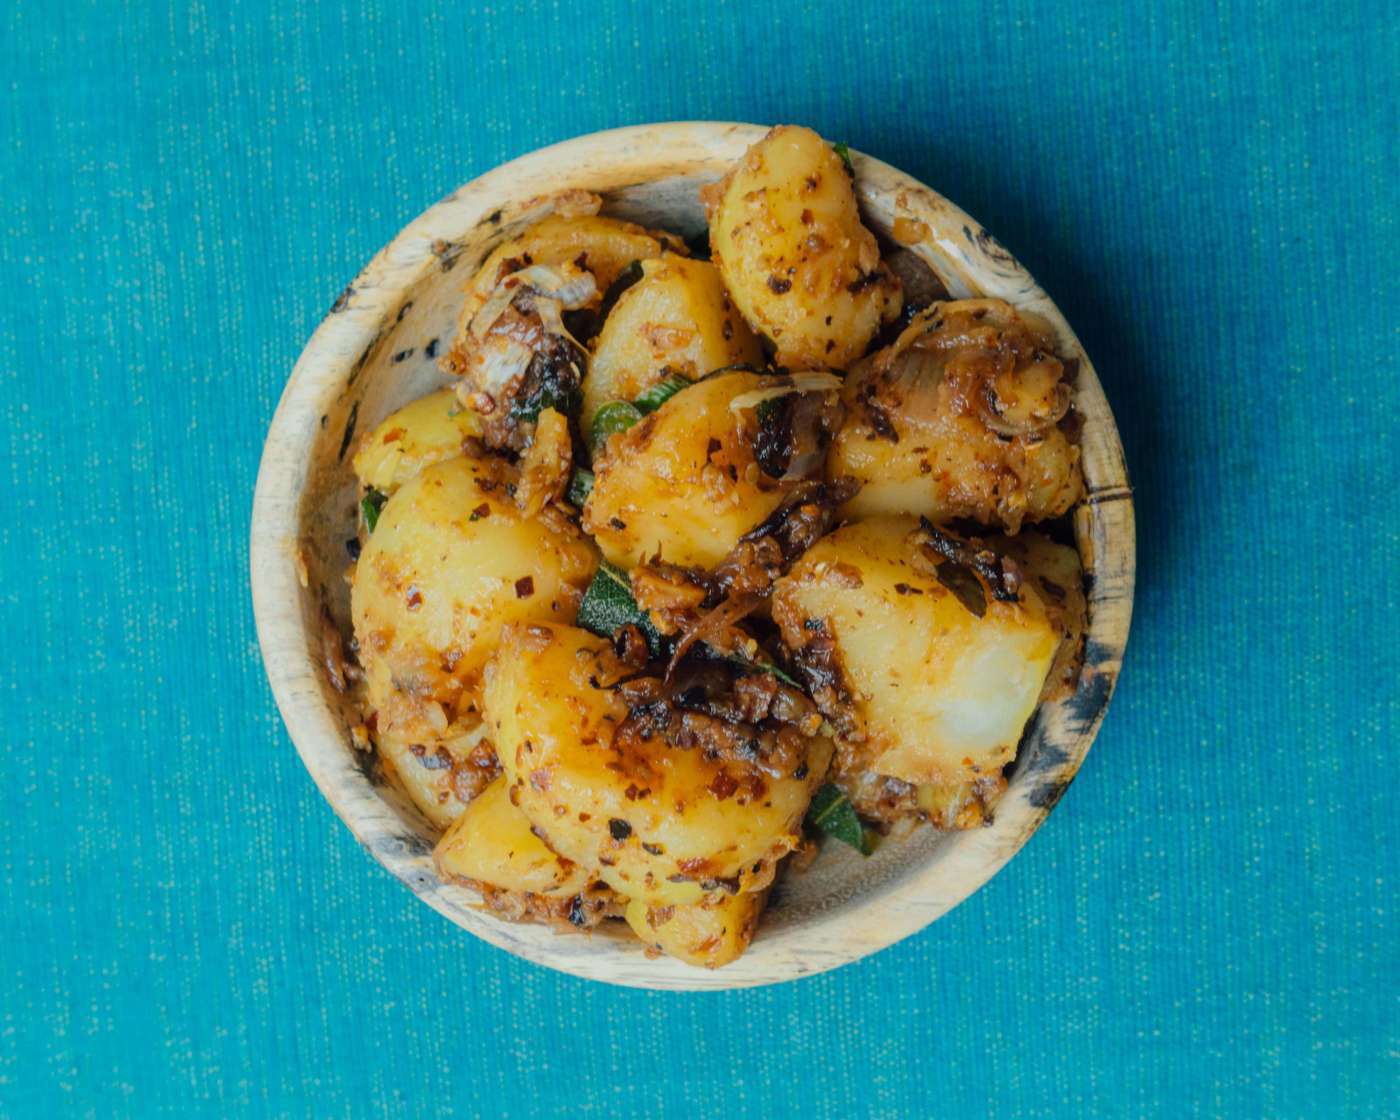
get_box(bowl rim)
[251,121,1135,990]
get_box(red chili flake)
[405,584,423,610]
[529,768,552,791]
[514,576,535,599]
[767,275,792,294]
[469,503,491,521]
[708,771,739,800]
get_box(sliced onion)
[469,264,598,340]
[665,592,765,679]
[470,335,534,397]
[727,371,842,414]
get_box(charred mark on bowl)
[1083,638,1117,669]
[345,335,379,387]
[377,831,433,859]
[1064,668,1115,735]
[487,208,504,226]
[393,347,415,363]
[965,224,1014,266]
[338,401,360,461]
[1028,778,1072,810]
[1083,486,1134,507]
[331,284,355,313]
[1023,738,1070,777]
[350,735,384,785]
[431,238,466,272]
[425,337,440,359]
[396,300,414,323]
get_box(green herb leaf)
[831,141,854,176]
[632,373,691,414]
[590,400,644,453]
[360,487,388,533]
[567,468,595,507]
[510,380,581,426]
[806,784,869,853]
[726,652,801,688]
[934,563,987,618]
[575,560,663,656]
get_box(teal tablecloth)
[3,2,1395,1116]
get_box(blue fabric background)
[2,1,1395,1116]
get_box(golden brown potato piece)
[351,456,598,741]
[624,891,767,968]
[456,207,685,332]
[434,776,588,897]
[351,389,481,495]
[772,517,1060,794]
[583,257,762,427]
[707,125,900,369]
[484,623,821,904]
[377,722,497,831]
[828,299,1084,532]
[583,370,837,569]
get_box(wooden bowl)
[250,122,1134,990]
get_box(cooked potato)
[351,456,598,741]
[828,300,1084,532]
[377,721,494,830]
[625,891,767,968]
[707,125,900,369]
[583,257,762,427]
[434,776,588,897]
[583,370,811,569]
[484,623,820,904]
[351,388,481,495]
[457,209,685,332]
[771,516,1060,789]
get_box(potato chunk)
[434,776,588,897]
[583,371,816,569]
[484,623,819,903]
[351,456,598,741]
[828,300,1083,532]
[708,125,900,369]
[583,257,762,427]
[624,891,767,969]
[377,722,496,831]
[351,388,481,495]
[771,516,1060,790]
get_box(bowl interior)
[251,123,1134,989]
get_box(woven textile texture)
[1,1,1395,1116]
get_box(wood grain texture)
[249,122,1135,990]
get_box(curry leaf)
[567,468,594,507]
[726,652,801,688]
[831,141,854,176]
[806,784,869,853]
[576,560,663,656]
[360,487,388,533]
